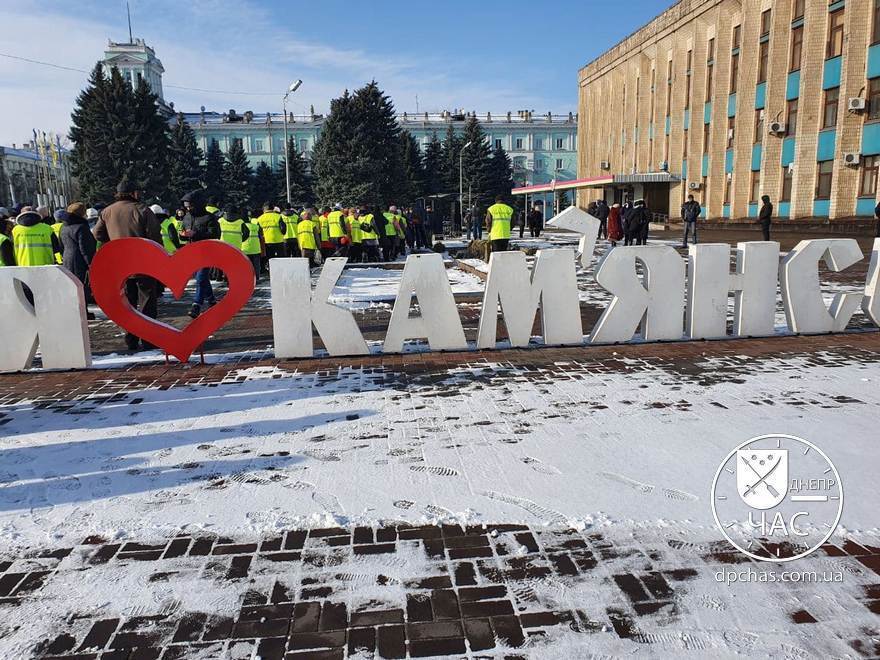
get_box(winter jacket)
[681,200,701,222]
[180,192,220,242]
[595,201,610,222]
[758,202,773,222]
[93,199,161,244]
[60,210,97,283]
[15,210,63,255]
[608,205,623,241]
[527,210,543,228]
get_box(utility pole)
[459,141,472,236]
[282,80,302,206]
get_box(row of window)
[492,137,570,151]
[512,156,567,172]
[689,156,878,210]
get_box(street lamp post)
[459,141,472,236]
[282,80,303,206]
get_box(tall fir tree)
[459,116,492,213]
[130,77,170,201]
[203,139,224,204]
[251,161,276,208]
[399,130,425,203]
[276,137,314,207]
[167,113,204,205]
[439,124,463,194]
[222,140,253,210]
[556,190,571,212]
[422,133,444,196]
[485,143,514,201]
[69,63,115,203]
[311,90,368,205]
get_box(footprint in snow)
[599,472,698,501]
[521,456,561,475]
[409,465,458,477]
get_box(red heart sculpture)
[90,238,255,362]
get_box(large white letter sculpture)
[477,249,583,348]
[780,239,863,333]
[686,242,779,339]
[0,266,91,371]
[547,206,601,269]
[862,238,880,326]
[383,253,467,353]
[270,257,369,358]
[590,245,685,343]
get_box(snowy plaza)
[0,230,878,658]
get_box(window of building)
[760,9,772,36]
[816,160,834,199]
[860,156,880,197]
[823,87,839,129]
[755,110,764,143]
[232,137,242,149]
[724,175,732,204]
[702,176,708,204]
[730,52,739,93]
[758,41,769,83]
[827,9,845,59]
[683,128,689,155]
[536,158,545,171]
[253,139,264,152]
[556,137,565,149]
[515,137,523,149]
[787,98,799,135]
[703,122,711,153]
[792,0,805,21]
[665,61,673,115]
[494,138,502,149]
[781,167,793,201]
[299,139,308,152]
[874,0,880,45]
[707,38,715,61]
[685,51,693,109]
[750,170,761,202]
[706,63,714,102]
[727,116,736,149]
[534,137,544,150]
[733,25,741,49]
[790,25,803,72]
[868,78,880,121]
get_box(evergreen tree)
[399,130,425,203]
[439,124,463,194]
[276,137,314,207]
[422,133,444,196]
[485,143,514,200]
[167,113,204,205]
[459,116,492,213]
[69,63,115,203]
[130,77,170,200]
[222,139,253,210]
[252,161,276,208]
[311,90,369,205]
[556,190,571,212]
[203,139,224,204]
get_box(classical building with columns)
[578,0,880,222]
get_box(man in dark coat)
[681,194,702,247]
[527,203,544,238]
[758,195,773,241]
[180,189,220,318]
[60,202,97,315]
[594,199,610,239]
[622,202,639,246]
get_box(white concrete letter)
[589,245,685,343]
[0,266,92,372]
[383,253,467,353]
[477,249,583,348]
[270,257,369,358]
[780,239,863,333]
[686,242,779,339]
[862,238,880,326]
[547,206,601,269]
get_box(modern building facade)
[578,0,880,221]
[102,38,171,114]
[0,142,74,209]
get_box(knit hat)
[53,209,65,221]
[86,208,99,220]
[67,202,86,218]
[149,204,166,216]
[116,178,136,194]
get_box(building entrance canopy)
[512,171,679,196]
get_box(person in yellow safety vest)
[326,204,346,255]
[150,204,181,254]
[0,212,15,266]
[346,208,363,263]
[281,207,300,257]
[358,206,382,262]
[205,204,220,216]
[396,208,412,251]
[218,211,249,251]
[296,210,322,267]
[50,210,64,263]
[241,215,264,281]
[381,206,401,261]
[486,195,515,252]
[317,207,332,258]
[12,210,62,266]
[173,208,186,237]
[255,203,287,271]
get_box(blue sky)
[0,0,671,145]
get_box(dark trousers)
[761,221,771,241]
[381,238,396,261]
[414,224,428,249]
[363,242,382,262]
[264,243,285,272]
[194,267,215,306]
[285,239,298,258]
[598,219,607,239]
[682,221,697,246]
[248,254,261,281]
[530,223,543,238]
[349,243,363,263]
[624,231,636,246]
[518,221,525,238]
[124,277,158,350]
[491,239,509,252]
[638,224,649,245]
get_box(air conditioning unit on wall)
[688,182,702,190]
[600,161,611,170]
[843,152,861,167]
[848,97,866,113]
[768,121,786,135]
